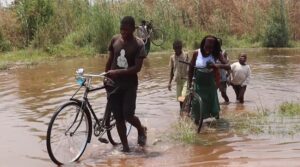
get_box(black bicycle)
[135,20,165,46]
[46,68,131,165]
[179,61,204,133]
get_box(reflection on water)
[0,49,300,166]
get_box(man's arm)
[107,58,144,77]
[210,52,231,70]
[168,66,174,90]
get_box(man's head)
[120,16,135,40]
[173,40,183,56]
[239,53,247,65]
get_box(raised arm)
[213,52,231,70]
[107,57,144,78]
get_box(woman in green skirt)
[188,35,230,123]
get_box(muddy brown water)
[0,48,300,167]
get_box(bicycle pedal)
[98,137,109,144]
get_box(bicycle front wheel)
[46,102,91,165]
[181,94,192,115]
[192,93,204,133]
[150,28,165,46]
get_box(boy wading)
[105,16,147,152]
[168,40,189,109]
[230,53,251,103]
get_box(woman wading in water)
[188,35,230,124]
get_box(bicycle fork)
[64,106,85,137]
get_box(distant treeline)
[0,0,299,54]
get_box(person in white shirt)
[230,53,251,103]
[188,35,230,123]
[136,20,151,55]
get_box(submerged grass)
[225,102,300,136]
[172,102,300,145]
[224,111,268,135]
[171,117,214,145]
[278,102,300,117]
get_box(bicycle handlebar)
[75,68,115,88]
[71,69,117,100]
[76,68,107,78]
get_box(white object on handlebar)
[76,68,107,78]
[76,68,84,75]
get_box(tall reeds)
[0,0,298,54]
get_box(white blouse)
[195,49,215,71]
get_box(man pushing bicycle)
[105,16,147,152]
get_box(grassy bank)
[0,49,49,70]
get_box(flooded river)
[0,48,300,167]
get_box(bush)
[0,31,11,52]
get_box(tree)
[263,0,289,47]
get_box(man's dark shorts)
[107,86,137,121]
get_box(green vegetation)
[278,102,300,117]
[0,31,11,52]
[173,102,300,145]
[171,118,214,145]
[226,102,300,136]
[0,49,49,69]
[16,0,54,46]
[172,118,198,144]
[0,0,299,67]
[263,0,289,47]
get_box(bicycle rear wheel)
[106,109,132,145]
[46,102,91,165]
[150,28,165,46]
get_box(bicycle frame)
[66,74,116,143]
